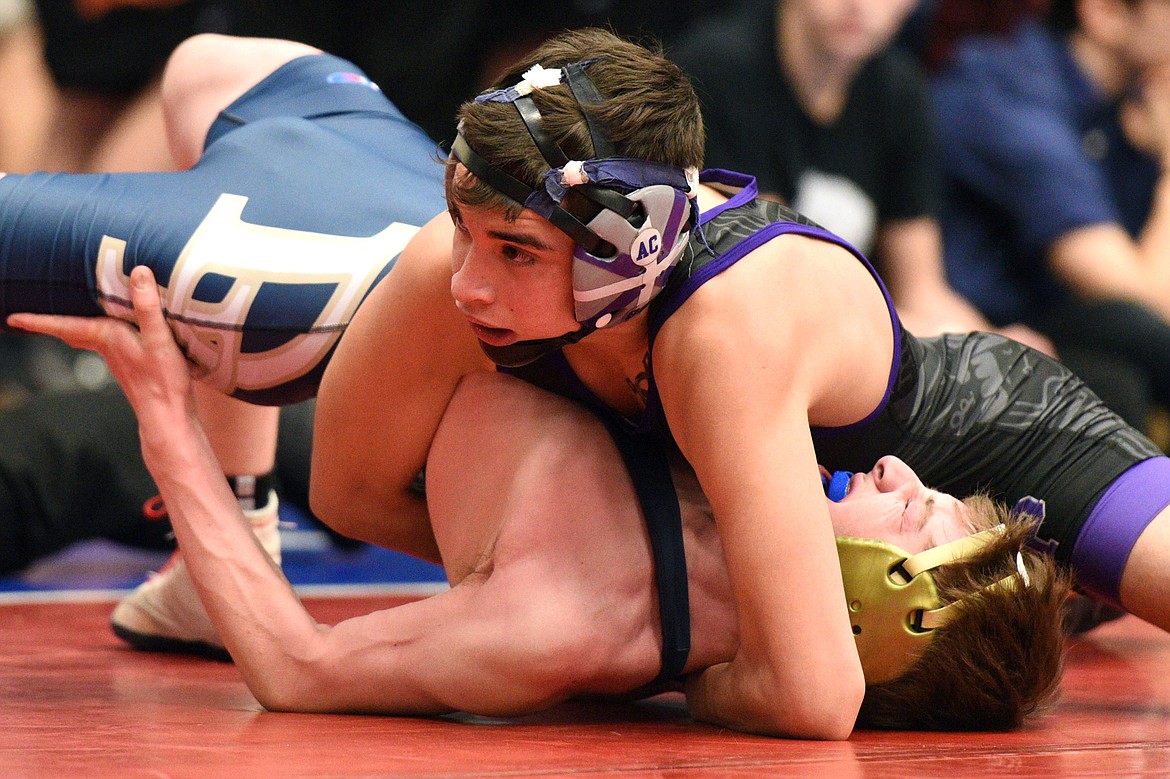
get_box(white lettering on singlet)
[95,193,420,395]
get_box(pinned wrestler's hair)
[858,495,1070,731]
[447,27,705,220]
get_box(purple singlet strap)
[1071,456,1170,605]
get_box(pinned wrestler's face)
[824,456,972,554]
[448,191,579,347]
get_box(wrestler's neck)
[559,297,654,421]
[696,182,728,212]
[562,184,725,410]
[565,309,649,373]
[775,6,861,124]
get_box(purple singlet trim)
[695,169,759,221]
[650,171,903,432]
[1071,456,1170,604]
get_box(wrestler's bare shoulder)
[657,231,893,427]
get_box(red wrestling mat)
[2,593,1168,778]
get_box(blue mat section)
[0,505,446,594]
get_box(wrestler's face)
[825,456,971,554]
[448,197,580,346]
[787,0,919,64]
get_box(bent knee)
[161,34,321,168]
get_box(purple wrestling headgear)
[450,59,700,367]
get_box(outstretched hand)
[6,266,197,428]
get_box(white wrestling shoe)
[110,494,281,661]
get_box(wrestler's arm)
[655,236,880,739]
[310,211,491,561]
[7,268,577,717]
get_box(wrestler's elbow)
[779,679,862,740]
[306,449,384,531]
[246,673,309,714]
[748,680,861,740]
[308,471,388,531]
[760,679,862,740]
[688,657,863,740]
[232,643,325,714]
[248,670,349,716]
[241,640,366,715]
[306,470,355,531]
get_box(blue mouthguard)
[823,471,854,502]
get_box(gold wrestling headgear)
[837,525,1028,684]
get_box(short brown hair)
[447,27,704,219]
[857,495,1071,731]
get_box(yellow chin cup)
[837,525,1012,685]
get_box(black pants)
[0,386,316,574]
[1031,297,1170,435]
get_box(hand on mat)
[6,266,197,428]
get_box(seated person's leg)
[0,386,170,574]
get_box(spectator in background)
[932,0,1170,432]
[29,0,238,173]
[228,0,724,147]
[667,0,1051,350]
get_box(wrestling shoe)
[110,493,281,661]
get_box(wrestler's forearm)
[145,415,579,717]
[138,408,330,709]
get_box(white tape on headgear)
[515,64,564,95]
[561,160,589,186]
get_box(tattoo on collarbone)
[626,351,651,408]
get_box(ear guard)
[450,60,699,365]
[837,525,1027,684]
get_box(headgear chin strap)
[450,60,700,366]
[837,525,1028,685]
